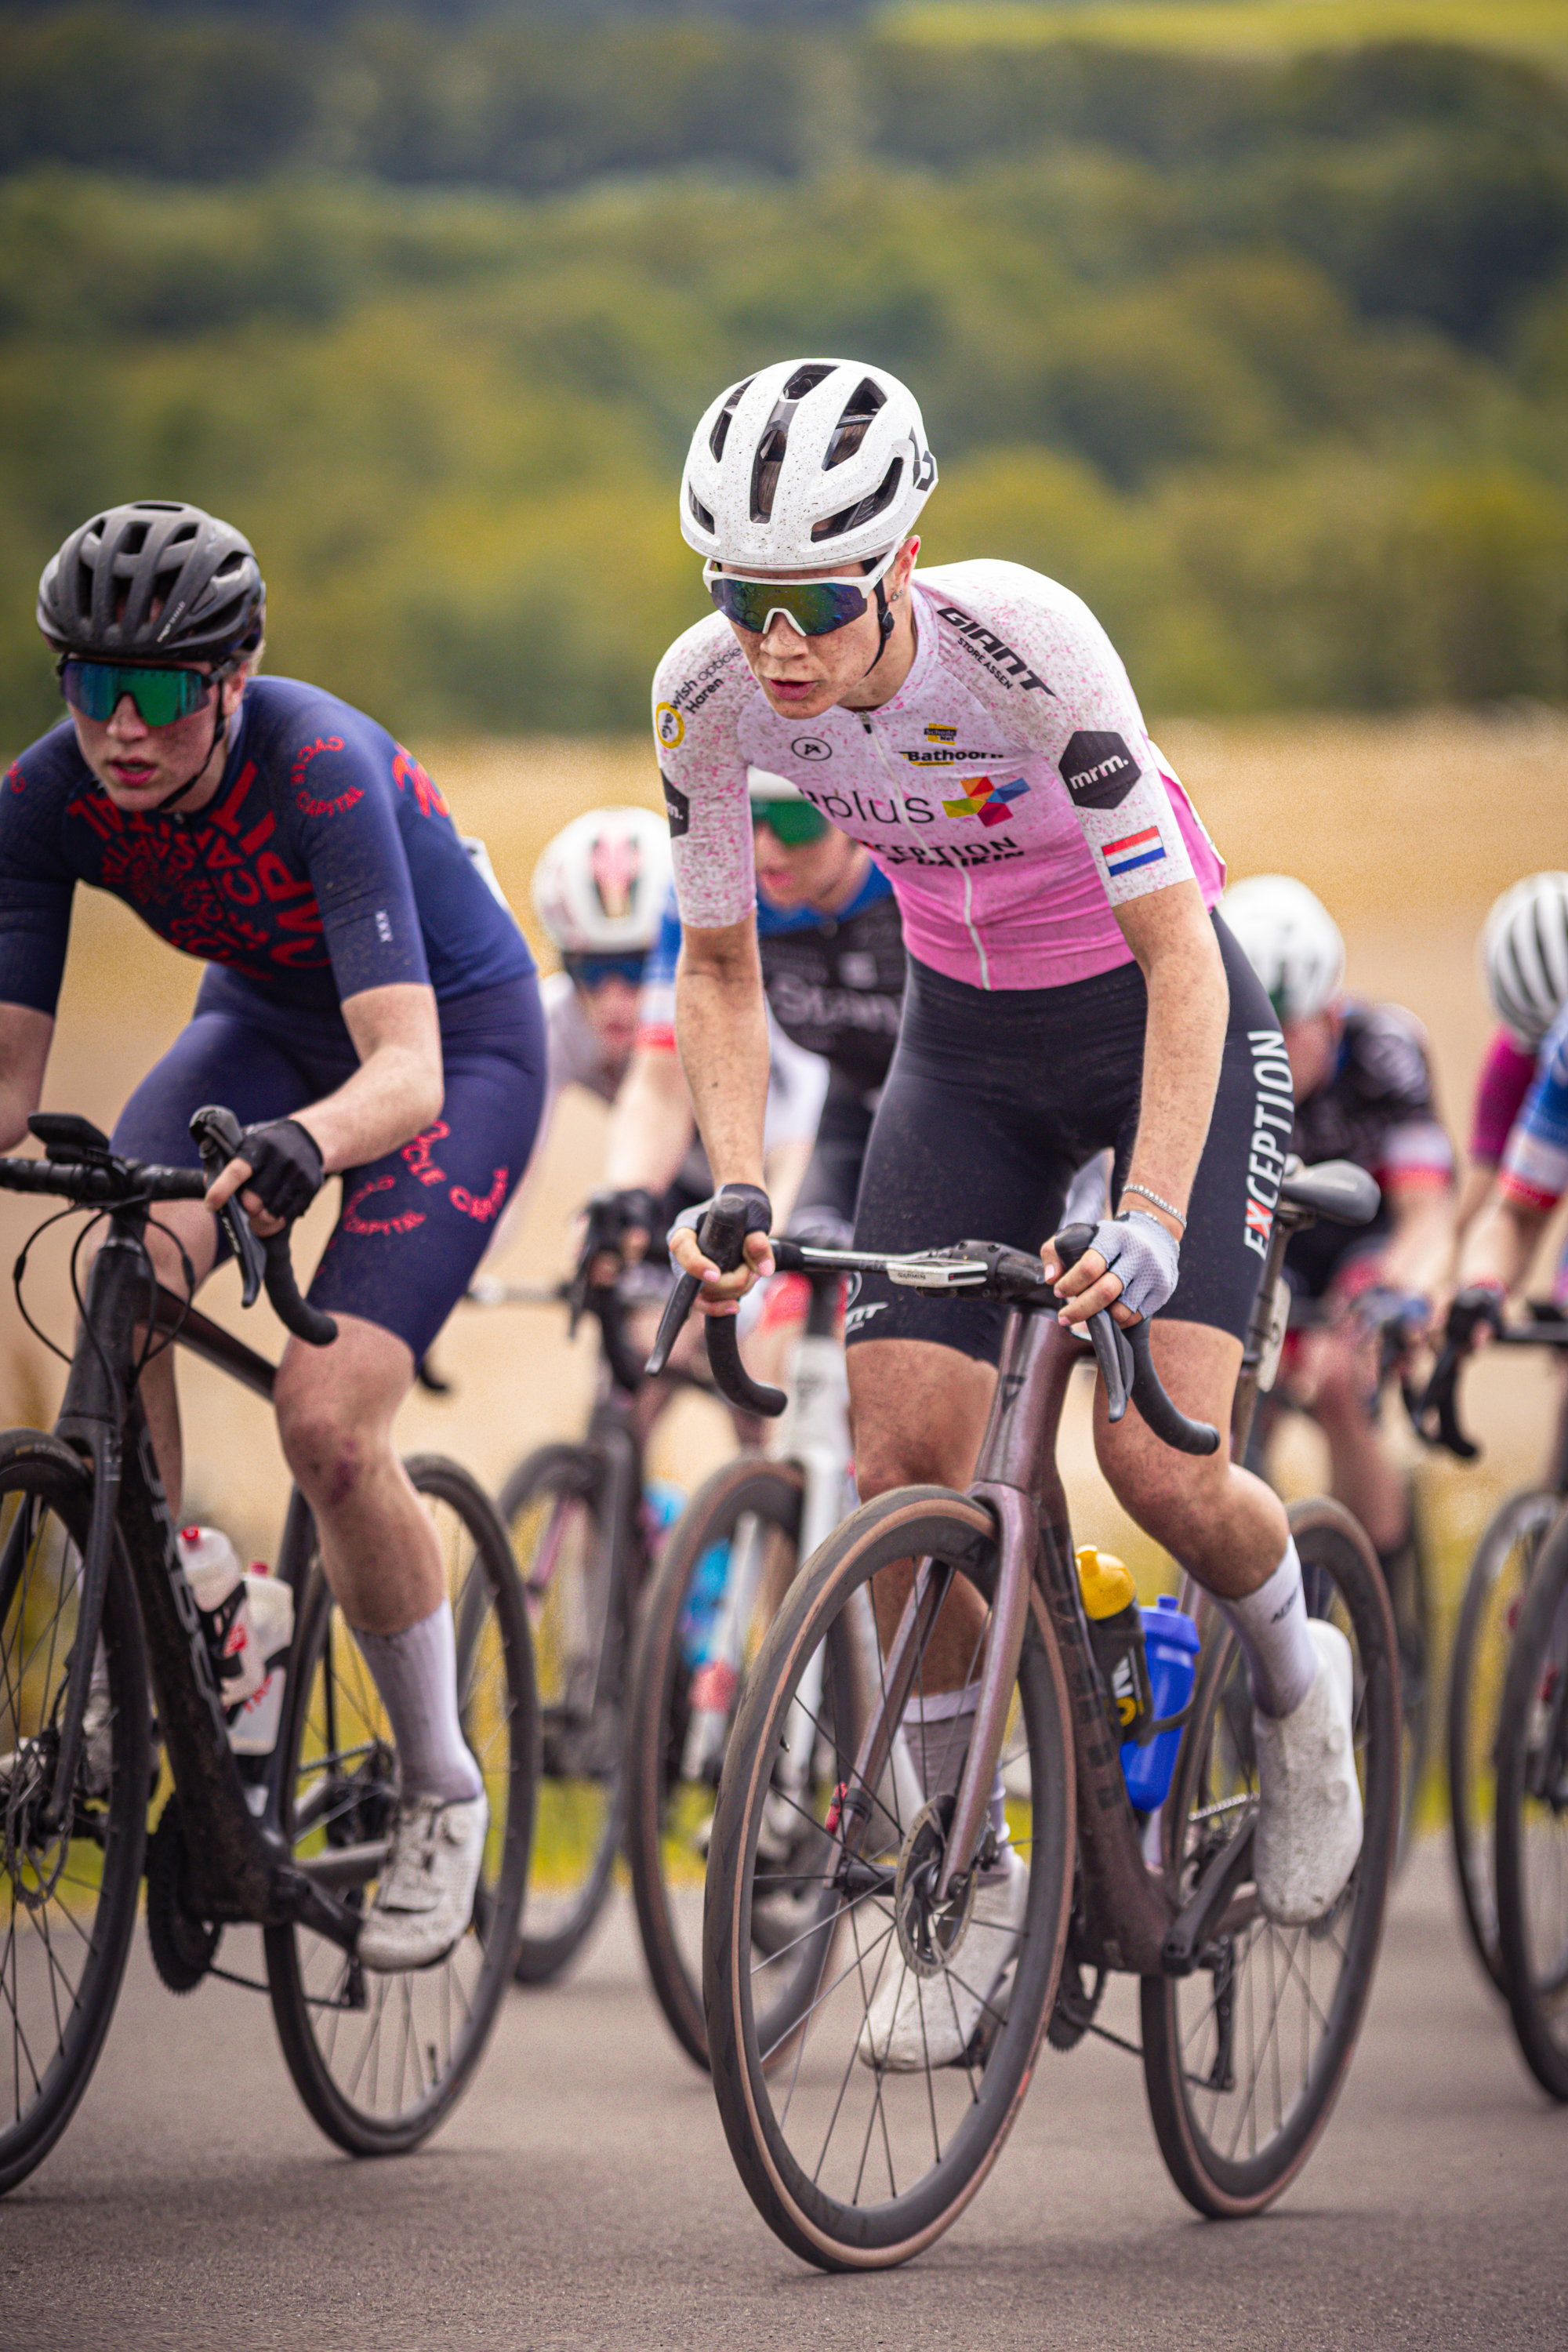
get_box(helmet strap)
[858,579,898,681]
[158,659,238,814]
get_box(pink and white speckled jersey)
[652,558,1225,993]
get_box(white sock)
[905,1679,1011,1869]
[1217,1538,1318,1719]
[352,1602,483,1804]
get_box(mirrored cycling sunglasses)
[563,950,646,991]
[703,543,899,638]
[57,659,216,728]
[751,796,829,846]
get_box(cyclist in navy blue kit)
[0,500,545,1969]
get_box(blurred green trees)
[2,9,1567,740]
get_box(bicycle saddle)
[1277,1158,1380,1227]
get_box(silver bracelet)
[1121,1182,1187,1232]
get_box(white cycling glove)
[1081,1210,1181,1322]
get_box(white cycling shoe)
[857,1853,1027,2072]
[1253,1621,1363,1926]
[358,1789,488,1973]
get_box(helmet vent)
[710,377,753,463]
[122,521,151,557]
[782,361,835,402]
[688,486,715,534]
[823,378,886,471]
[750,412,793,523]
[811,456,902,544]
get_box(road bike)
[1412,1298,1568,2008]
[624,1249,889,2067]
[463,1269,690,1984]
[666,1169,1400,2270]
[0,1109,537,2193]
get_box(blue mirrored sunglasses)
[564,951,646,991]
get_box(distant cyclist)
[0,501,545,1969]
[527,801,828,1317]
[1460,872,1568,1292]
[655,357,1365,2065]
[1222,873,1455,1583]
[1454,873,1568,1331]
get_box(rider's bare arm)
[603,1042,696,1199]
[670,916,774,1303]
[1379,1171,1456,1298]
[206,980,443,1226]
[1047,880,1225,1327]
[0,1002,53,1152]
[1457,1182,1548,1303]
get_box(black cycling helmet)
[37,499,265,666]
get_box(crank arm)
[1162,1818,1256,1976]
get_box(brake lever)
[189,1104,267,1309]
[1085,1307,1134,1423]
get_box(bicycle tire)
[266,1454,538,2156]
[0,1431,151,2196]
[1385,1494,1434,1875]
[499,1442,632,1986]
[625,1456,805,2067]
[1494,1511,1568,2100]
[1141,1497,1400,2216]
[1449,1488,1562,1989]
[704,1486,1075,2271]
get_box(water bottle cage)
[1128,1702,1195,1748]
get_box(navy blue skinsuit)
[1,677,545,1357]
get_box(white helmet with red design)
[530,807,671,957]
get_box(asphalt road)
[6,1839,1566,2352]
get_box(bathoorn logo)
[1058,730,1142,810]
[792,737,832,761]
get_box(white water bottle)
[176,1527,294,1751]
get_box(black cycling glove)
[234,1119,325,1222]
[671,1183,774,1273]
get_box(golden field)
[3,708,1566,1672]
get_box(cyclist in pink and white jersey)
[656,358,1363,2063]
[1460,873,1568,1303]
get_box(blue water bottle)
[678,1541,729,1667]
[1120,1595,1200,1810]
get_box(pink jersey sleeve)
[1469,1026,1539,1163]
[651,618,757,931]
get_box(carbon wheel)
[266,1455,537,2155]
[625,1456,807,2067]
[499,1443,633,1985]
[1494,1513,1568,2100]
[0,1432,150,2196]
[1449,1490,1561,1989]
[703,1487,1074,2271]
[1141,1500,1400,2216]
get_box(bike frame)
[839,1196,1310,1975]
[33,1205,361,1951]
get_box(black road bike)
[0,1109,538,2194]
[660,1169,1400,2270]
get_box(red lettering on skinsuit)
[392,746,448,819]
[450,1167,508,1222]
[343,1177,425,1237]
[403,1121,450,1187]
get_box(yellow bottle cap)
[1075,1546,1136,1620]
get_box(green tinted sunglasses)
[751,796,829,846]
[58,659,216,727]
[704,543,899,639]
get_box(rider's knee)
[274,1375,368,1506]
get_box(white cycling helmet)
[530,807,672,958]
[1480,872,1568,1045]
[680,358,938,572]
[1221,874,1346,1024]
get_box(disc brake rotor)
[892,1795,977,1980]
